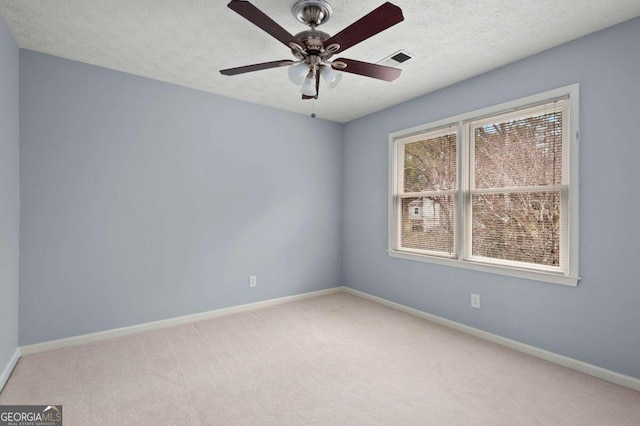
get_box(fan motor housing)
[295,30,330,48]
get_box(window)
[389,85,579,286]
[398,126,458,257]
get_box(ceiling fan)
[219,0,404,99]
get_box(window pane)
[404,132,457,193]
[471,191,561,267]
[473,108,563,189]
[400,196,455,255]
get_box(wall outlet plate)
[249,275,257,288]
[471,293,480,309]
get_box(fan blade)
[220,60,294,76]
[324,2,404,54]
[302,73,321,100]
[228,0,296,47]
[333,58,401,81]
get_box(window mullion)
[457,120,466,261]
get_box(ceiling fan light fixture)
[328,72,342,89]
[288,62,309,85]
[321,65,341,88]
[301,75,317,97]
[220,0,405,99]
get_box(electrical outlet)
[249,275,257,288]
[471,293,480,309]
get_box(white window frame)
[388,85,580,286]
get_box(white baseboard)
[342,287,640,392]
[0,348,20,392]
[20,287,343,356]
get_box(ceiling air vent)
[377,50,414,68]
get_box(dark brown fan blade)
[228,0,296,47]
[220,60,294,76]
[333,58,401,81]
[302,73,321,100]
[324,2,404,54]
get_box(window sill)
[387,250,579,287]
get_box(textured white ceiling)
[1,0,639,122]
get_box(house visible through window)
[389,85,579,286]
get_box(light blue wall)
[0,14,20,374]
[342,18,640,379]
[19,51,343,345]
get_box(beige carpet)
[1,291,639,425]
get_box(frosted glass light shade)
[288,63,309,85]
[321,65,342,88]
[301,76,317,96]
